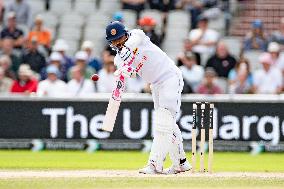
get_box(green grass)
[0,151,284,189]
[0,150,283,172]
[0,177,283,189]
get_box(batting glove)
[119,46,134,64]
[114,66,137,78]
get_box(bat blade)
[101,98,121,132]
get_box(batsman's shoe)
[138,163,161,174]
[163,160,192,174]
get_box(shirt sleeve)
[125,29,146,49]
[114,55,124,68]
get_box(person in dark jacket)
[206,41,237,78]
[21,37,46,74]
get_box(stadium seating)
[50,0,72,16]
[74,0,97,16]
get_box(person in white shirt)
[67,65,95,97]
[188,15,219,55]
[37,65,68,97]
[253,53,282,94]
[178,52,204,93]
[105,21,190,174]
[97,58,116,93]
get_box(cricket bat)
[101,48,138,132]
[101,75,125,132]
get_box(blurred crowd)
[0,0,284,97]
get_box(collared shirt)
[67,78,95,96]
[189,28,219,54]
[37,79,68,97]
[253,67,282,94]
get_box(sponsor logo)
[111,29,116,35]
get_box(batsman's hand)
[119,46,134,64]
[114,66,137,78]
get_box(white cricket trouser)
[151,71,183,119]
[149,70,187,170]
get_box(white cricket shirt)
[114,29,181,85]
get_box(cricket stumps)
[191,102,214,174]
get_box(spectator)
[267,42,282,65]
[22,37,46,74]
[40,52,66,81]
[0,67,13,93]
[81,40,102,72]
[178,52,204,93]
[181,38,201,65]
[188,15,219,59]
[121,0,146,19]
[0,55,16,79]
[97,58,116,93]
[113,12,124,23]
[1,12,24,48]
[243,19,268,52]
[270,17,284,46]
[178,0,218,29]
[52,39,74,74]
[228,59,253,85]
[6,0,32,26]
[0,38,21,73]
[229,61,253,94]
[10,64,38,94]
[37,65,67,97]
[196,67,222,94]
[27,15,51,53]
[206,41,237,78]
[138,16,164,47]
[67,65,95,96]
[69,51,95,80]
[252,53,282,94]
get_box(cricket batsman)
[105,21,191,174]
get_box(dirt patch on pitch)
[0,170,283,179]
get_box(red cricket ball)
[91,74,99,81]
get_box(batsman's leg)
[159,73,191,174]
[139,107,174,174]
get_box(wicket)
[192,102,214,173]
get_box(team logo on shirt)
[111,29,117,35]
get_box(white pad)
[168,124,187,168]
[149,108,174,172]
